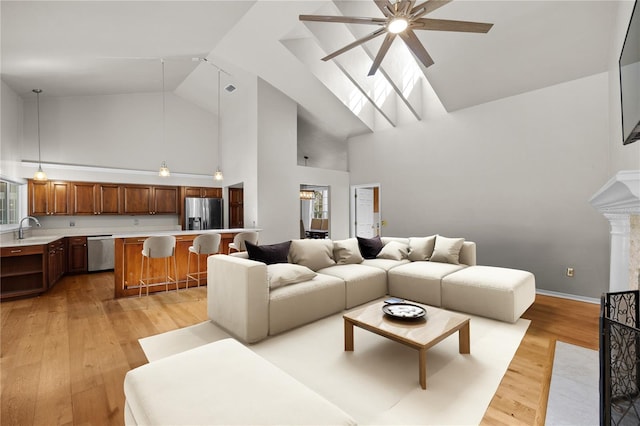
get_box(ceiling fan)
[299,0,493,76]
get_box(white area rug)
[545,341,599,426]
[139,309,530,425]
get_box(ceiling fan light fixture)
[388,17,408,34]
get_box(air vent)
[224,84,237,93]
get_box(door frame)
[350,183,381,238]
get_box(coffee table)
[343,300,470,389]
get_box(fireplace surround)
[590,170,640,292]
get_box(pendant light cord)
[217,68,221,168]
[162,59,165,148]
[36,91,42,164]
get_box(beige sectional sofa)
[207,236,535,344]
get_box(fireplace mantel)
[589,170,640,291]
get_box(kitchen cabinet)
[47,238,66,287]
[72,182,121,215]
[28,180,71,216]
[67,236,88,274]
[0,244,47,300]
[114,232,235,298]
[183,187,222,198]
[121,185,179,215]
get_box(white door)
[355,187,375,238]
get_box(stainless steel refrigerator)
[184,198,223,230]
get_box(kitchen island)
[113,229,257,298]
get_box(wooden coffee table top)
[343,300,470,350]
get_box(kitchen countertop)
[0,228,259,248]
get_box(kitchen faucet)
[18,216,41,239]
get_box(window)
[0,181,19,225]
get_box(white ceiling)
[1,0,624,139]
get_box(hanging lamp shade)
[159,161,170,177]
[32,89,47,181]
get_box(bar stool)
[228,231,259,254]
[186,234,221,288]
[139,235,178,297]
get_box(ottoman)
[441,265,535,323]
[124,338,355,425]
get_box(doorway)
[228,186,244,228]
[350,184,381,238]
[300,185,329,239]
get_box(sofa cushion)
[361,258,410,271]
[333,238,364,265]
[408,236,436,261]
[318,264,387,309]
[124,338,356,425]
[269,274,345,335]
[388,261,467,306]
[357,236,384,259]
[430,236,465,264]
[246,240,291,265]
[289,239,336,271]
[376,241,409,260]
[267,263,317,289]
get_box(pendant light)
[158,59,170,177]
[214,68,223,181]
[32,89,48,181]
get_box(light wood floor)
[1,272,600,425]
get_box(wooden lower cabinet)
[47,239,66,288]
[0,245,47,300]
[67,236,88,274]
[114,233,235,298]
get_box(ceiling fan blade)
[401,0,416,15]
[322,28,387,61]
[410,0,452,19]
[300,14,387,25]
[413,18,493,33]
[368,33,396,76]
[398,30,434,68]
[373,0,395,17]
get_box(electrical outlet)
[134,218,139,225]
[566,267,574,277]
[69,221,75,227]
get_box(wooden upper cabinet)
[72,182,121,215]
[152,186,179,214]
[97,184,121,214]
[183,187,222,198]
[121,185,152,215]
[72,182,98,215]
[121,184,178,215]
[29,180,71,216]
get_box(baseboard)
[536,289,600,305]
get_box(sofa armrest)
[459,242,477,266]
[207,254,269,343]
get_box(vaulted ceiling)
[1,1,622,140]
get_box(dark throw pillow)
[357,236,384,259]
[245,240,291,265]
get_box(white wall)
[348,72,612,299]
[252,79,351,244]
[0,81,23,179]
[18,91,218,186]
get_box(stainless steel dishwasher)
[87,235,115,271]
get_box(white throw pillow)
[376,241,409,261]
[333,238,364,265]
[288,239,336,271]
[267,263,317,289]
[408,236,436,261]
[430,236,465,264]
